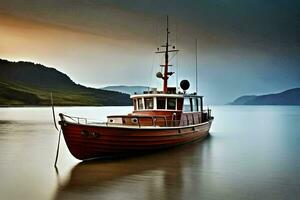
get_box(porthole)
[131,118,138,123]
[91,132,100,138]
[81,130,89,137]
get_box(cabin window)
[183,98,191,112]
[145,97,154,109]
[157,97,166,109]
[138,98,143,110]
[167,98,176,110]
[192,98,198,112]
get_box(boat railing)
[59,110,212,128]
[59,113,89,124]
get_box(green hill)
[0,59,131,106]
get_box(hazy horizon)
[0,0,299,104]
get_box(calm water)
[0,106,300,200]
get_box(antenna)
[195,38,198,94]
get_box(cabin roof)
[130,93,203,99]
[131,93,183,98]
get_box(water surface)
[0,106,299,200]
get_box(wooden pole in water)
[51,92,61,167]
[51,92,58,131]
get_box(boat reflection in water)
[54,136,212,200]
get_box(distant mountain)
[102,85,149,95]
[231,95,257,105]
[0,59,131,106]
[231,88,300,105]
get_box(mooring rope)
[54,128,62,167]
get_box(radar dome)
[180,80,190,91]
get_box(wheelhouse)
[131,93,203,113]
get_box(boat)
[58,16,214,160]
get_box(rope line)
[54,128,62,167]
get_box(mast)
[156,16,178,93]
[163,16,170,93]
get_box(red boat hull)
[60,120,213,160]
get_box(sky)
[0,0,299,104]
